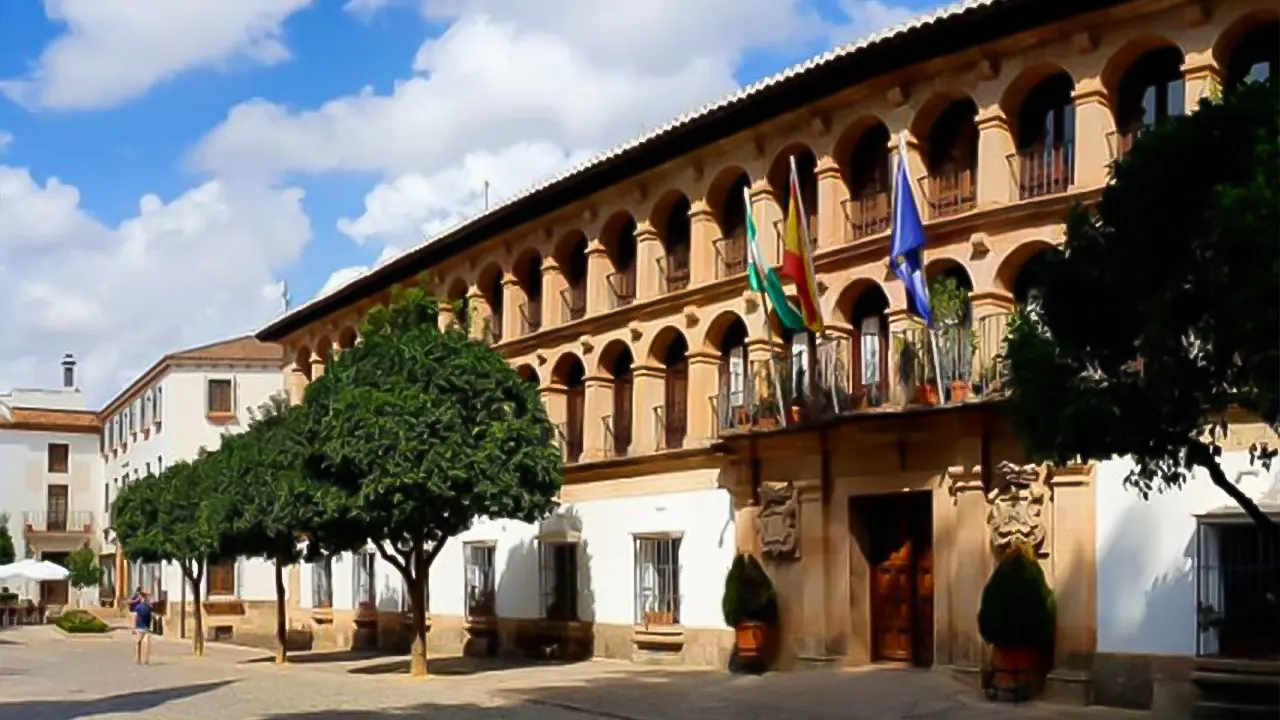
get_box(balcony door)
[47,485,68,532]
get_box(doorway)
[39,552,70,606]
[858,491,934,666]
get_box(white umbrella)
[0,559,36,581]
[0,560,69,582]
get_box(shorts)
[135,628,150,638]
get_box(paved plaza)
[0,625,1147,719]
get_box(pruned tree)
[0,513,15,566]
[218,393,348,664]
[306,281,562,676]
[66,546,102,608]
[1003,76,1279,527]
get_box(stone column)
[581,374,613,460]
[1071,78,1115,188]
[794,478,831,663]
[1181,52,1221,112]
[631,364,665,454]
[814,155,845,247]
[539,257,564,333]
[685,351,721,442]
[943,467,989,670]
[689,199,718,287]
[749,179,780,266]
[725,465,760,556]
[539,384,569,449]
[437,302,456,333]
[465,286,485,339]
[975,106,1015,208]
[309,351,326,381]
[585,238,611,317]
[286,361,307,405]
[634,221,663,302]
[501,273,522,341]
[1046,464,1097,672]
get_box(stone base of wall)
[1091,652,1196,718]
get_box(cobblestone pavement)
[0,625,1148,719]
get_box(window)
[142,391,152,426]
[311,556,333,608]
[154,386,163,424]
[113,416,121,445]
[353,550,376,605]
[727,347,746,408]
[47,443,69,473]
[107,419,115,450]
[131,400,140,432]
[1195,517,1280,658]
[121,408,130,438]
[103,483,110,516]
[539,541,579,622]
[157,456,163,472]
[207,379,233,415]
[634,535,681,626]
[208,560,236,597]
[464,542,497,619]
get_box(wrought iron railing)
[657,253,690,294]
[555,423,582,464]
[23,510,92,533]
[714,232,747,279]
[561,285,586,323]
[520,300,541,335]
[607,270,635,309]
[1195,520,1280,659]
[1015,143,1074,200]
[841,191,891,243]
[889,313,1010,406]
[927,166,977,218]
[602,414,630,459]
[652,404,686,451]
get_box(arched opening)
[479,264,505,344]
[552,355,586,463]
[842,122,892,241]
[1013,71,1076,199]
[920,96,979,217]
[314,337,332,372]
[557,232,589,324]
[708,314,750,430]
[294,346,313,383]
[655,331,689,450]
[709,168,751,278]
[768,144,819,248]
[1226,20,1279,87]
[446,278,470,334]
[515,251,543,335]
[515,364,540,385]
[1115,45,1186,154]
[922,262,975,402]
[603,214,637,309]
[598,341,634,458]
[655,192,691,293]
[337,326,358,351]
[840,283,890,408]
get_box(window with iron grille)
[1195,516,1280,659]
[464,542,496,619]
[311,556,333,608]
[353,550,376,605]
[634,535,681,626]
[539,541,578,621]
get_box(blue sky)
[0,0,938,401]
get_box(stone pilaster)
[975,106,1015,207]
[1071,79,1115,187]
[584,239,611,318]
[581,375,613,460]
[685,351,721,442]
[634,221,663,302]
[814,155,845,248]
[689,199,718,286]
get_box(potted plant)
[722,553,778,672]
[789,362,807,423]
[912,337,940,406]
[755,396,781,429]
[978,542,1057,699]
[928,277,975,401]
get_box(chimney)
[60,353,76,389]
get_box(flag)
[744,188,806,332]
[888,134,933,328]
[778,156,824,333]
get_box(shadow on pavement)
[240,649,384,666]
[0,680,236,720]
[347,655,579,677]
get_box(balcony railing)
[1016,143,1074,200]
[772,212,820,257]
[481,316,503,345]
[520,300,541,335]
[653,404,686,451]
[889,314,1010,406]
[714,233,747,279]
[555,423,582,464]
[561,285,586,323]
[23,510,93,533]
[927,166,977,218]
[841,191,891,243]
[657,252,690,294]
[602,414,630,459]
[607,270,635,309]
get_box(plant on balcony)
[0,513,14,566]
[1002,76,1280,531]
[305,277,562,677]
[66,546,102,608]
[929,276,976,401]
[978,542,1056,695]
[722,553,778,672]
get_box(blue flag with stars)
[889,135,933,328]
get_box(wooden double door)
[865,492,934,666]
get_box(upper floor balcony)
[23,509,95,553]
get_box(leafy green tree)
[112,455,234,655]
[0,513,16,566]
[218,393,348,664]
[306,282,562,676]
[1004,77,1279,527]
[66,546,103,607]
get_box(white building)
[98,336,284,626]
[0,355,101,608]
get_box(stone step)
[1193,700,1280,720]
[1192,670,1280,687]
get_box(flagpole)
[743,186,788,428]
[788,155,821,407]
[928,328,946,404]
[894,132,946,403]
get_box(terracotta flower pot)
[735,621,768,661]
[990,645,1039,692]
[788,405,805,424]
[915,383,939,406]
[949,381,970,402]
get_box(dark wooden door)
[566,384,585,461]
[47,485,68,531]
[40,553,70,606]
[664,361,687,449]
[869,493,934,665]
[612,373,633,454]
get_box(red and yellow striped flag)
[778,157,823,333]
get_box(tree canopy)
[0,514,16,566]
[1004,77,1279,526]
[306,282,563,675]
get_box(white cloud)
[1,0,315,111]
[827,0,916,45]
[0,158,310,403]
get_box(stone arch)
[596,338,635,377]
[925,258,975,325]
[699,309,751,354]
[999,62,1077,145]
[313,335,332,364]
[337,326,358,351]
[513,363,540,385]
[835,278,891,326]
[1213,11,1279,86]
[833,114,891,177]
[1100,34,1185,104]
[550,352,586,386]
[293,345,313,382]
[600,211,638,305]
[704,165,752,234]
[645,326,689,367]
[650,188,692,292]
[908,89,977,146]
[995,239,1059,304]
[766,141,818,215]
[649,188,689,229]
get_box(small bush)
[978,543,1056,648]
[722,553,779,627]
[55,610,109,634]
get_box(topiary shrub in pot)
[978,542,1056,698]
[722,553,778,673]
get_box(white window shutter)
[203,376,210,414]
[155,386,163,423]
[233,376,240,416]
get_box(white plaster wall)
[0,427,100,561]
[164,365,284,462]
[158,556,281,603]
[1094,450,1279,656]
[101,373,172,555]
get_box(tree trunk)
[1191,441,1278,531]
[409,539,430,677]
[274,551,288,665]
[185,565,206,657]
